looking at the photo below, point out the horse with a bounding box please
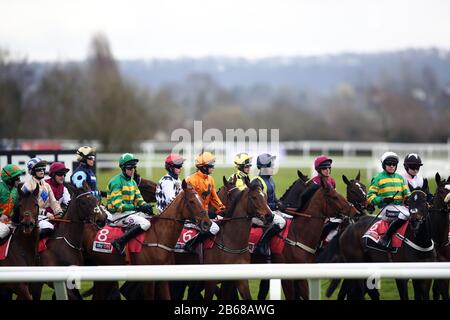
[338,189,435,300]
[430,173,450,300]
[30,181,104,300]
[252,170,310,300]
[277,176,358,300]
[0,184,39,300]
[201,176,273,300]
[135,176,157,203]
[109,179,211,300]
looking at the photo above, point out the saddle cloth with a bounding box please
[362,220,409,248]
[93,225,145,254]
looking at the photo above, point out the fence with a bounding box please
[1,262,450,300]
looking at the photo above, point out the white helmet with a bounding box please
[76,146,96,162]
[380,151,399,165]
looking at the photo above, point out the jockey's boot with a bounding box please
[184,231,213,253]
[111,225,144,256]
[39,228,54,240]
[256,224,282,256]
[378,218,407,249]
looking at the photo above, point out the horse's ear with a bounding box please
[355,170,361,181]
[298,170,308,181]
[32,184,40,197]
[244,176,251,188]
[320,176,326,189]
[435,172,441,186]
[447,176,450,183]
[342,175,350,185]
[223,176,228,187]
[82,180,91,192]
[423,178,428,190]
[182,179,187,190]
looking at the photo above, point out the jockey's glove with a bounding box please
[382,197,394,205]
[276,201,286,212]
[55,212,64,218]
[140,204,153,215]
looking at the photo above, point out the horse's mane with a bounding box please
[296,183,321,212]
[159,189,184,216]
[280,178,305,202]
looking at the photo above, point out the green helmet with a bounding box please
[1,164,25,183]
[119,153,139,168]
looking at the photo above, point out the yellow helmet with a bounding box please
[195,152,216,167]
[234,153,252,169]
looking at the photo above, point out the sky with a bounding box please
[1,0,450,62]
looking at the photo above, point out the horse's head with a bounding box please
[433,172,450,213]
[343,171,371,213]
[245,178,273,224]
[137,177,157,203]
[406,190,429,231]
[320,176,358,218]
[181,179,212,232]
[280,170,309,208]
[69,181,105,226]
[16,183,39,234]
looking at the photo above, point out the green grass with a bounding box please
[38,166,437,300]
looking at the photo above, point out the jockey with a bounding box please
[0,164,25,241]
[21,158,64,239]
[183,151,225,252]
[402,153,433,204]
[309,155,336,188]
[108,153,154,255]
[309,155,340,245]
[228,152,253,191]
[252,153,288,256]
[45,162,71,213]
[156,153,185,213]
[368,151,411,249]
[71,146,100,199]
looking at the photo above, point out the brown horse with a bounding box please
[252,170,310,300]
[31,181,104,300]
[338,189,435,300]
[277,176,358,300]
[430,173,450,300]
[114,180,211,300]
[135,176,157,203]
[0,184,39,300]
[202,176,273,300]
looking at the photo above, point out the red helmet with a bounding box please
[49,162,70,177]
[165,154,185,170]
[314,155,332,170]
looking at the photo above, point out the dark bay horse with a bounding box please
[202,176,273,300]
[338,189,435,300]
[278,176,358,300]
[31,182,104,300]
[0,184,39,300]
[135,177,157,203]
[430,173,450,300]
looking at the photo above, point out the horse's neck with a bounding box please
[82,223,100,253]
[219,193,252,247]
[146,195,184,247]
[55,205,84,246]
[406,217,433,248]
[11,228,39,264]
[430,205,449,245]
[289,194,325,248]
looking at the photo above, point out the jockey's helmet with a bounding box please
[119,153,139,168]
[165,153,185,170]
[234,153,252,170]
[49,162,70,177]
[27,157,47,175]
[256,153,276,169]
[1,164,25,183]
[76,146,96,162]
[403,153,423,171]
[195,152,215,168]
[380,151,399,170]
[314,155,332,170]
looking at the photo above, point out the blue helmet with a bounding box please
[27,157,47,174]
[256,153,276,169]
